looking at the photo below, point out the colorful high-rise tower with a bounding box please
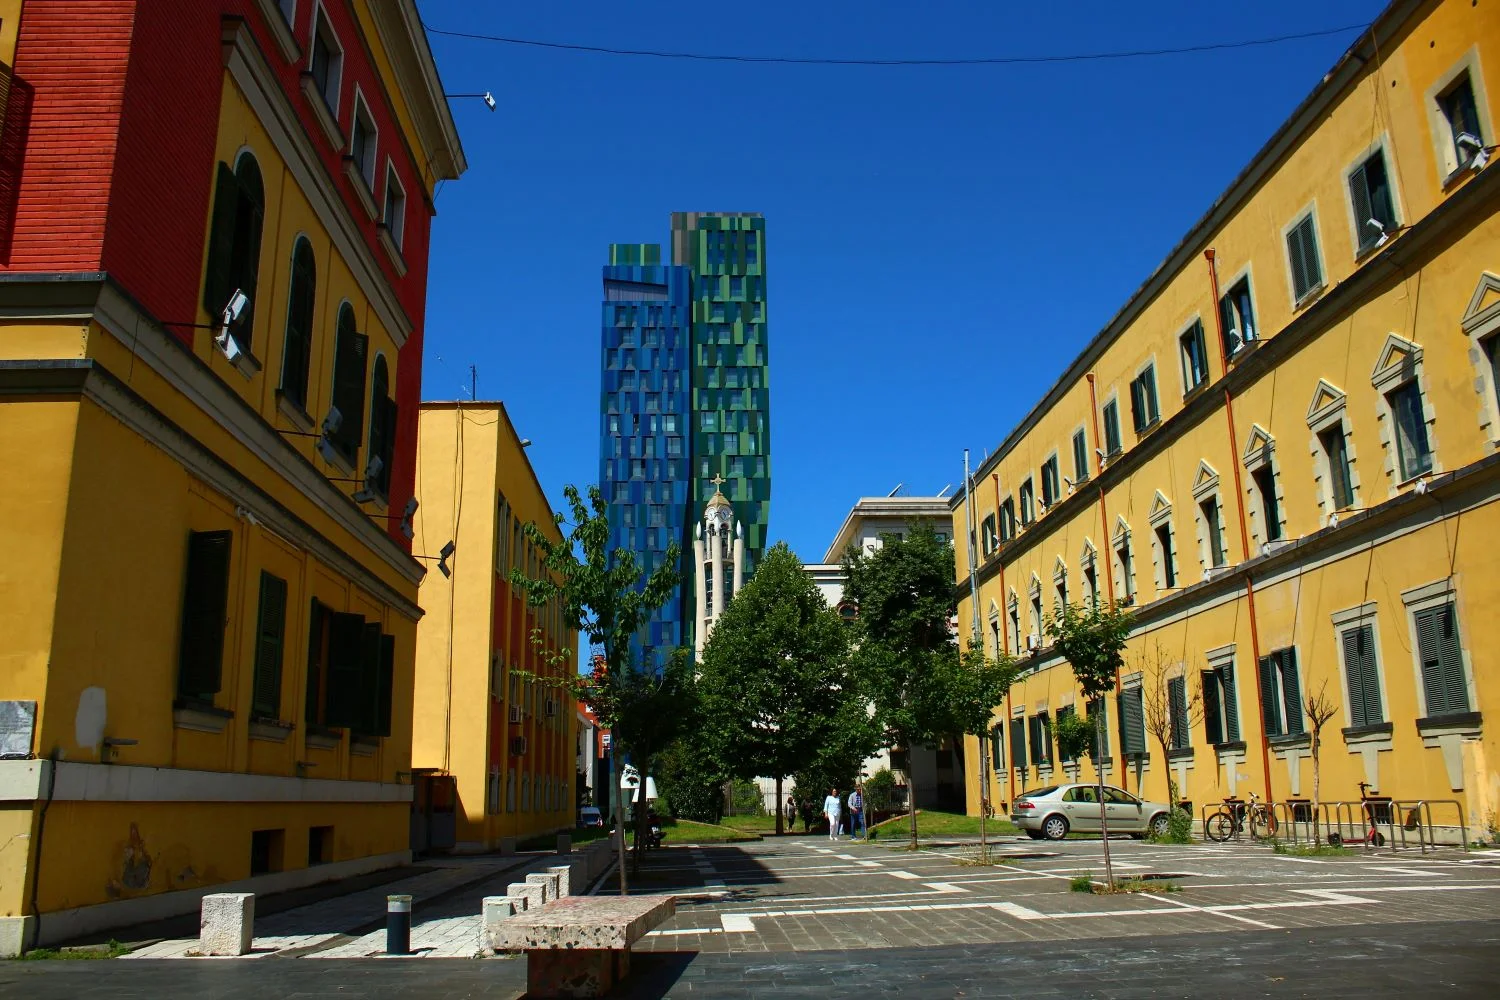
[599,214,770,662]
[599,243,693,669]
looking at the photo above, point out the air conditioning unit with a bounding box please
[508,705,522,725]
[510,736,528,757]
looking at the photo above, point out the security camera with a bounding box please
[483,91,497,111]
[1456,131,1484,152]
[320,406,343,437]
[363,455,384,482]
[404,497,419,519]
[220,289,249,328]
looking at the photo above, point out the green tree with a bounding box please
[1045,601,1134,886]
[511,483,685,893]
[698,542,876,835]
[949,642,1019,856]
[656,731,727,823]
[844,524,974,850]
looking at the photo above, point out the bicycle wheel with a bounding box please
[1205,810,1234,842]
[1249,807,1278,841]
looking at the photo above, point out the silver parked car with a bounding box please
[1011,784,1173,841]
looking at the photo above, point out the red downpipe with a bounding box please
[1205,248,1276,807]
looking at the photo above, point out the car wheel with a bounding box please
[1148,813,1171,839]
[1042,814,1069,841]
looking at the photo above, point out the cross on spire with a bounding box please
[709,474,726,490]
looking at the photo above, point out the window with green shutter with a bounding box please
[324,612,365,729]
[1087,697,1110,759]
[1202,665,1240,745]
[176,530,233,702]
[1029,713,1051,765]
[202,155,264,350]
[1414,602,1470,718]
[1286,213,1323,303]
[1340,624,1384,728]
[1259,648,1304,737]
[1168,676,1189,749]
[1009,718,1027,771]
[1102,400,1122,456]
[305,599,327,725]
[1056,705,1077,761]
[989,724,1003,770]
[280,238,317,409]
[1348,149,1397,253]
[1387,381,1433,480]
[1119,688,1146,756]
[251,572,288,719]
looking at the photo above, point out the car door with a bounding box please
[1060,786,1101,832]
[1103,787,1145,832]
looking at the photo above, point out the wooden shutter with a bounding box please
[305,599,327,724]
[1009,718,1026,770]
[1222,667,1241,742]
[1201,671,1223,744]
[1416,603,1469,717]
[1258,655,1281,736]
[1120,688,1145,755]
[1287,221,1310,299]
[1142,366,1157,423]
[251,572,288,718]
[324,612,365,728]
[176,530,233,700]
[202,163,239,317]
[355,622,381,734]
[1168,677,1188,749]
[1129,377,1143,432]
[990,725,1002,769]
[1299,219,1322,293]
[333,330,369,458]
[1280,649,1304,735]
[1348,162,1375,250]
[1342,626,1382,728]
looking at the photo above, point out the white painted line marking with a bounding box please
[889,871,921,880]
[836,854,859,860]
[922,882,969,894]
[856,860,881,867]
[1150,891,1280,930]
[720,914,756,933]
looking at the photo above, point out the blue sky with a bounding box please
[417,0,1385,563]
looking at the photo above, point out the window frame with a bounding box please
[307,2,344,115]
[1040,453,1060,509]
[1344,136,1402,258]
[1101,395,1123,458]
[1283,204,1326,308]
[1129,361,1160,435]
[1306,379,1359,524]
[1178,317,1210,395]
[1258,647,1305,739]
[1217,268,1258,360]
[1112,517,1135,604]
[1401,580,1476,721]
[1071,427,1090,485]
[1018,478,1035,526]
[1424,50,1493,184]
[1371,334,1438,491]
[278,235,317,415]
[1201,644,1241,747]
[1242,425,1285,547]
[381,159,407,252]
[347,86,378,191]
[1331,602,1387,731]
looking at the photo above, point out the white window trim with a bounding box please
[1204,643,1240,746]
[307,1,344,112]
[1370,333,1441,492]
[987,600,1001,657]
[1424,46,1493,186]
[1176,315,1208,397]
[256,0,301,62]
[1305,379,1361,526]
[1460,271,1500,446]
[1079,538,1100,609]
[1007,589,1021,652]
[1342,132,1405,262]
[1018,476,1036,526]
[1241,424,1287,551]
[1282,201,1327,310]
[1218,263,1258,360]
[381,159,407,251]
[1130,355,1162,437]
[1147,491,1176,592]
[1190,460,1228,574]
[1052,556,1068,614]
[1027,574,1043,648]
[1112,516,1135,602]
[1330,602,1389,730]
[1040,451,1061,512]
[347,85,379,188]
[1400,579,1477,721]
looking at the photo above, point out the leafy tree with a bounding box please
[1052,710,1095,763]
[863,768,896,812]
[844,523,974,850]
[698,543,876,834]
[657,735,726,823]
[511,483,685,893]
[1045,602,1134,886]
[949,642,1019,856]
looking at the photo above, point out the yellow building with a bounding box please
[412,403,578,851]
[954,0,1500,841]
[0,2,464,953]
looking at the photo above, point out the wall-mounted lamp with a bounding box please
[449,91,497,112]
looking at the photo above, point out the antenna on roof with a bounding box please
[936,484,953,498]
[887,483,904,497]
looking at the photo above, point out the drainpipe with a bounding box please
[27,750,59,951]
[991,472,1012,808]
[1205,248,1276,807]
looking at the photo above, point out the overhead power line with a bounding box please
[422,20,1369,67]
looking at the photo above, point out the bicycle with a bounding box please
[1204,791,1278,842]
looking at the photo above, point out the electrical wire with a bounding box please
[423,20,1370,67]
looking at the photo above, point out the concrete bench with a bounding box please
[484,893,675,998]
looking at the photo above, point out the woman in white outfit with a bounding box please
[823,787,842,840]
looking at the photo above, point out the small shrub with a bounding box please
[864,769,896,813]
[1115,878,1181,894]
[1070,873,1096,893]
[1148,808,1194,845]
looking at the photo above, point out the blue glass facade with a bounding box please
[599,244,692,670]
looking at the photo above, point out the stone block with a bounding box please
[508,881,545,911]
[528,947,627,998]
[479,896,518,953]
[556,832,572,854]
[527,871,561,903]
[199,892,255,957]
[485,894,675,953]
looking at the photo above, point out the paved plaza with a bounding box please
[4,833,1500,997]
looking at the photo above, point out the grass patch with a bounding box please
[1070,873,1096,893]
[1271,839,1351,857]
[20,941,129,961]
[717,813,784,834]
[662,820,761,844]
[867,810,1020,840]
[516,825,612,851]
[1070,874,1181,894]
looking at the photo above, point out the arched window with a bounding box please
[366,355,396,497]
[328,303,367,465]
[203,151,265,350]
[280,238,317,409]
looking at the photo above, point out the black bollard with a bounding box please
[386,894,412,955]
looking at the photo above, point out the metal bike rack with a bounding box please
[1391,799,1469,852]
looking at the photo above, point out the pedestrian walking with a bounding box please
[848,785,865,839]
[784,793,796,831]
[823,787,842,841]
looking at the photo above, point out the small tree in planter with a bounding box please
[1138,640,1204,832]
[1046,602,1134,887]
